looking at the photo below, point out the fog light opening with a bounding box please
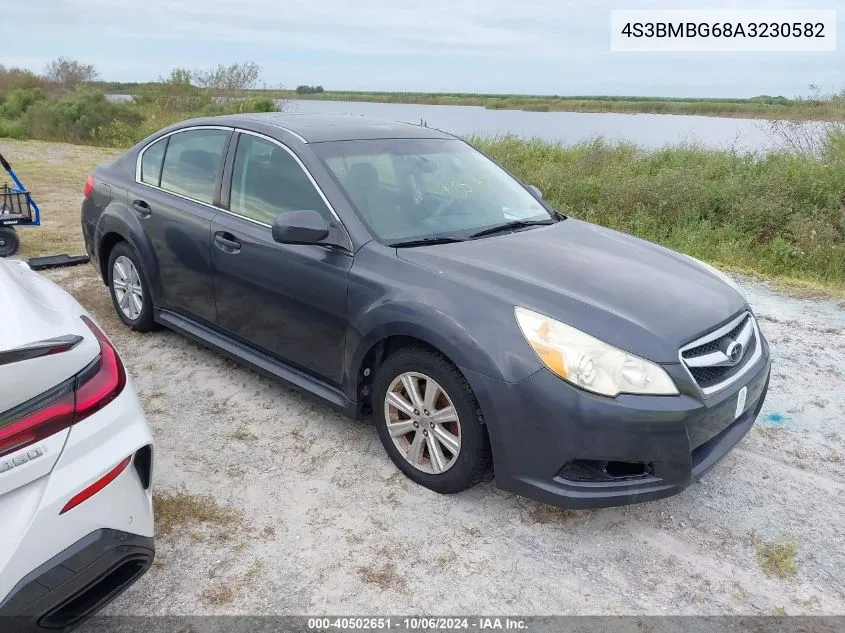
[604,460,650,478]
[558,459,652,482]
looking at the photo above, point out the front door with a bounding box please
[210,132,352,385]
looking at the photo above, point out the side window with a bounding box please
[229,134,331,225]
[159,129,229,205]
[140,137,167,186]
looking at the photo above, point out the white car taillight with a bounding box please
[0,316,126,459]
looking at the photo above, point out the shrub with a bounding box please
[194,62,261,101]
[0,119,25,139]
[229,96,278,113]
[94,119,144,148]
[0,88,45,118]
[200,96,279,117]
[44,57,99,94]
[23,91,142,144]
[472,130,845,289]
[295,85,325,94]
[0,66,47,93]
[134,80,211,113]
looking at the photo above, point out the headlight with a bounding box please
[514,307,678,397]
[687,255,744,297]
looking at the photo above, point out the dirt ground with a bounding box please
[2,139,844,616]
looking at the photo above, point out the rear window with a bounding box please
[159,129,229,205]
[140,137,167,186]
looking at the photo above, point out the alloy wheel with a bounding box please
[383,371,462,474]
[112,255,144,321]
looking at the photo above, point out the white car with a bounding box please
[0,258,154,628]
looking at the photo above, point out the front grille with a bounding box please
[680,312,759,395]
[684,314,750,359]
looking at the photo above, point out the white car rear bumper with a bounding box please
[0,379,154,625]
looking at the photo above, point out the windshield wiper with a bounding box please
[389,236,466,248]
[468,219,554,240]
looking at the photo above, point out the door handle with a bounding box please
[131,199,151,218]
[214,232,241,254]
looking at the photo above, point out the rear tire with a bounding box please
[107,242,155,332]
[0,227,19,258]
[373,346,492,494]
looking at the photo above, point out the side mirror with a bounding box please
[272,210,330,245]
[527,184,543,200]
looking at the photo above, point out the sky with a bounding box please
[2,0,843,98]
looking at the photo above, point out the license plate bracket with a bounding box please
[735,386,748,419]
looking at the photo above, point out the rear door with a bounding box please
[129,126,232,324]
[210,131,352,386]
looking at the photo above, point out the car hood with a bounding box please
[396,219,747,363]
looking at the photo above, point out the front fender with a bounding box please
[95,204,162,303]
[343,300,542,399]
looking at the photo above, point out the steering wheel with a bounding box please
[428,197,453,219]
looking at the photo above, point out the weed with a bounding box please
[153,489,240,538]
[523,502,576,525]
[356,562,407,591]
[230,426,258,441]
[437,551,458,569]
[244,559,263,580]
[201,584,235,606]
[754,537,799,578]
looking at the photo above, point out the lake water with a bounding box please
[283,99,780,151]
[109,94,809,151]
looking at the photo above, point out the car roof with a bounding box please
[218,113,456,143]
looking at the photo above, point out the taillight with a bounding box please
[0,387,75,459]
[60,456,131,514]
[0,316,126,459]
[83,175,95,198]
[77,316,126,420]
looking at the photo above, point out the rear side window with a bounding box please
[229,134,331,224]
[159,129,229,205]
[140,138,167,186]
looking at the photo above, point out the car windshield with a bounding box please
[312,138,553,243]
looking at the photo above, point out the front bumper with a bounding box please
[465,342,771,509]
[0,528,154,630]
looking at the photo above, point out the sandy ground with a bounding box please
[3,138,844,616]
[36,263,843,618]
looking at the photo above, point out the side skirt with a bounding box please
[154,308,356,417]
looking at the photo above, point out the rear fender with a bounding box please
[94,205,161,303]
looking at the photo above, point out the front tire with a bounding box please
[107,242,155,332]
[373,347,492,494]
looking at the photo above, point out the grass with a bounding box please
[522,502,577,525]
[473,132,845,295]
[201,584,235,606]
[754,537,799,578]
[356,561,407,591]
[153,488,241,538]
[229,426,258,441]
[2,129,844,295]
[0,139,118,259]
